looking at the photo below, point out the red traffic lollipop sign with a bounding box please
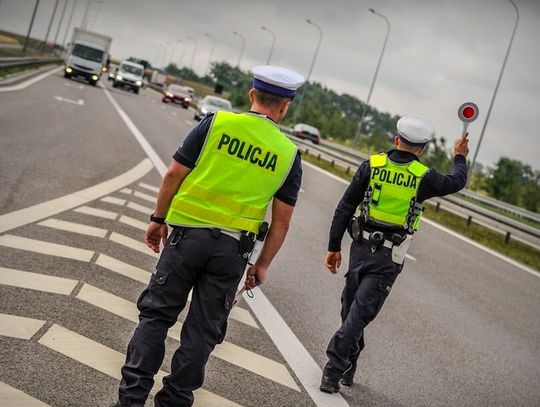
[458,102,479,136]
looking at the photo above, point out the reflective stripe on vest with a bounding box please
[166,111,297,233]
[366,153,429,230]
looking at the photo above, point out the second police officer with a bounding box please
[111,65,305,407]
[320,116,470,393]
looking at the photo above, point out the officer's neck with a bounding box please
[249,103,281,123]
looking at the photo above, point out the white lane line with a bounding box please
[95,254,150,284]
[300,188,305,193]
[172,111,178,117]
[0,267,78,295]
[0,313,46,340]
[0,66,62,92]
[127,201,154,215]
[119,215,147,231]
[102,90,318,399]
[303,160,538,278]
[100,196,126,205]
[38,324,241,406]
[74,205,118,220]
[422,218,539,278]
[109,232,158,258]
[95,253,257,328]
[54,96,84,106]
[161,105,166,110]
[119,188,132,194]
[38,218,108,238]
[406,254,416,261]
[0,235,94,262]
[139,182,160,193]
[248,290,349,406]
[0,159,152,234]
[0,381,51,407]
[78,284,297,391]
[133,190,155,203]
[64,82,84,89]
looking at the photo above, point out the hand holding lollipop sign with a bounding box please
[458,102,479,137]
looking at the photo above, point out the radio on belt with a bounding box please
[248,221,269,266]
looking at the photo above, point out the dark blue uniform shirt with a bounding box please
[173,112,302,206]
[328,149,468,251]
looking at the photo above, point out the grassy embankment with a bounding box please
[300,149,540,272]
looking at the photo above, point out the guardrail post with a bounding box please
[505,232,511,244]
[346,166,350,174]
[467,215,472,226]
[304,148,309,156]
[331,160,335,167]
[435,202,440,212]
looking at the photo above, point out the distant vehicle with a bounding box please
[63,28,112,86]
[162,84,192,108]
[194,95,233,121]
[293,123,321,144]
[112,60,144,94]
[107,63,118,81]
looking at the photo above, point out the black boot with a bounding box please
[340,371,354,387]
[320,376,340,393]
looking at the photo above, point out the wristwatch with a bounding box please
[150,214,166,224]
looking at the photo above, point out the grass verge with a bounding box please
[301,149,540,272]
[0,62,59,79]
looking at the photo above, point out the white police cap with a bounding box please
[251,65,305,98]
[396,116,435,146]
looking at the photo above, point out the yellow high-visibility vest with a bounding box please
[166,112,297,233]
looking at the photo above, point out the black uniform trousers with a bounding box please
[323,238,402,380]
[118,227,247,407]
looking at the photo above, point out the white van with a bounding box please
[112,60,145,94]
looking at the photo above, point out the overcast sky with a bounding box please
[2,0,539,170]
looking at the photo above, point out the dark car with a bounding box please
[162,84,192,108]
[293,123,321,144]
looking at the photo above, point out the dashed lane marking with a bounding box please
[38,324,243,407]
[74,206,117,220]
[95,253,149,284]
[0,235,94,262]
[133,190,156,203]
[109,232,158,258]
[0,381,51,407]
[54,96,84,106]
[0,267,78,295]
[172,111,178,116]
[118,215,147,231]
[126,201,154,215]
[0,313,46,340]
[138,182,160,193]
[0,159,152,234]
[38,218,108,238]
[100,196,126,205]
[119,188,132,194]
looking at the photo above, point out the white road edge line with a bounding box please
[103,89,347,406]
[0,66,62,92]
[0,160,152,234]
[302,160,539,278]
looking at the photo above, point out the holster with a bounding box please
[348,216,362,241]
[239,232,256,259]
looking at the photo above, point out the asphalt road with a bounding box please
[1,70,539,407]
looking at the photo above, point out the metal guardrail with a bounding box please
[287,133,540,249]
[0,57,62,69]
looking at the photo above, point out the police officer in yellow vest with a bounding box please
[113,65,304,407]
[320,116,470,393]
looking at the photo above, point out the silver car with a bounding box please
[194,95,232,121]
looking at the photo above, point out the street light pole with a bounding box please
[176,39,185,67]
[352,8,390,148]
[232,31,245,68]
[205,33,216,77]
[292,18,323,124]
[61,0,78,47]
[187,35,198,71]
[22,0,41,56]
[470,0,519,174]
[41,0,60,55]
[53,0,69,49]
[261,26,275,65]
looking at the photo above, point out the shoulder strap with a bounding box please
[407,160,429,177]
[370,153,387,168]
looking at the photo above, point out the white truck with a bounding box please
[112,60,145,94]
[64,28,112,86]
